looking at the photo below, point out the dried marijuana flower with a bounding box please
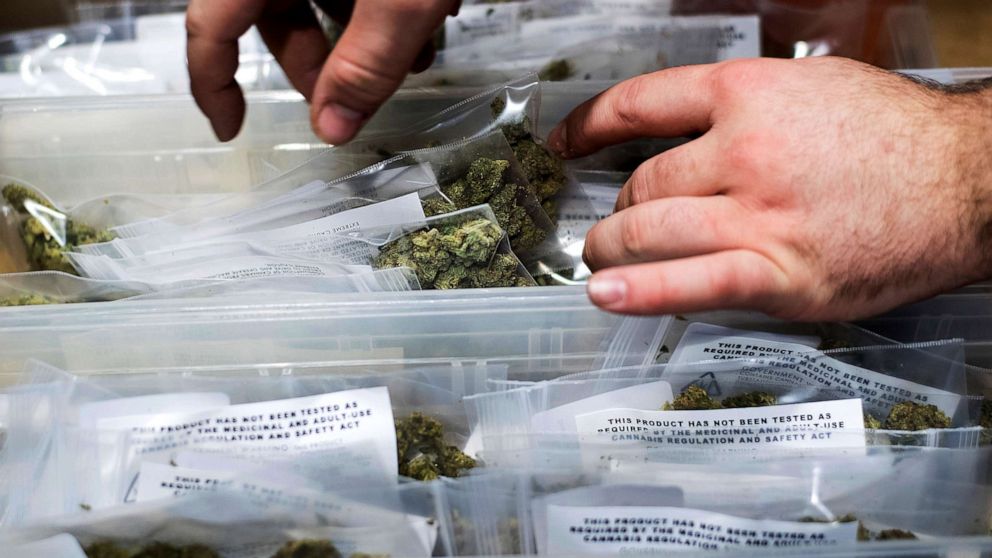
[720,392,777,409]
[538,59,575,82]
[663,385,721,411]
[3,183,113,273]
[272,540,342,558]
[420,196,458,217]
[85,541,219,558]
[0,294,54,307]
[863,413,883,430]
[441,158,547,251]
[663,387,777,411]
[874,529,918,541]
[372,216,534,289]
[395,412,477,480]
[882,401,952,431]
[491,98,566,211]
[85,541,131,558]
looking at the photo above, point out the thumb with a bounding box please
[310,0,455,144]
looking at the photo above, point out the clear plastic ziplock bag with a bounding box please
[508,447,992,555]
[397,130,573,277]
[0,487,439,558]
[466,347,983,458]
[123,268,421,300]
[82,184,431,263]
[107,163,445,253]
[1,180,115,274]
[66,242,373,286]
[2,360,504,525]
[110,150,386,240]
[0,271,152,307]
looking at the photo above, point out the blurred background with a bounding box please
[2,0,990,67]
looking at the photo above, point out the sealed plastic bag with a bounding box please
[467,344,982,459]
[1,181,114,273]
[67,242,373,286]
[2,487,438,558]
[109,163,445,252]
[3,361,503,525]
[0,271,151,307]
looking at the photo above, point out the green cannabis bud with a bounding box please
[721,392,777,409]
[883,401,952,431]
[85,541,219,558]
[85,541,130,558]
[395,412,476,480]
[490,98,567,213]
[538,59,575,82]
[441,158,547,251]
[0,294,54,307]
[421,196,458,218]
[373,216,534,289]
[663,385,721,411]
[863,413,883,430]
[3,183,114,273]
[875,529,918,540]
[272,540,341,558]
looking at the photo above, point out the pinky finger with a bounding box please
[586,250,790,316]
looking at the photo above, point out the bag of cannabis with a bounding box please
[67,242,374,286]
[467,342,982,460]
[104,163,446,255]
[2,360,503,525]
[0,271,153,307]
[1,487,440,558]
[110,150,386,240]
[1,181,115,274]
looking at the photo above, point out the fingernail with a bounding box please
[548,124,568,157]
[587,275,627,306]
[317,103,365,145]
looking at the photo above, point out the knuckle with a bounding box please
[611,78,647,130]
[712,59,766,98]
[619,212,648,259]
[626,171,654,206]
[326,54,399,104]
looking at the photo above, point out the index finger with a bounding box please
[548,64,720,159]
[186,0,268,141]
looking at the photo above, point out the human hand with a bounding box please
[186,0,458,143]
[549,57,992,320]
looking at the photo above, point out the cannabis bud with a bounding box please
[882,401,952,431]
[441,158,547,251]
[85,541,219,558]
[721,392,777,409]
[395,412,476,480]
[663,387,776,411]
[0,294,54,307]
[420,196,458,218]
[373,216,534,289]
[272,540,341,558]
[663,385,721,411]
[3,183,113,274]
[539,59,575,82]
[863,413,883,430]
[490,98,566,215]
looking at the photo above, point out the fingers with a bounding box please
[584,196,747,270]
[186,0,268,141]
[310,0,456,144]
[586,250,789,316]
[547,64,720,159]
[615,138,723,212]
[255,2,332,102]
